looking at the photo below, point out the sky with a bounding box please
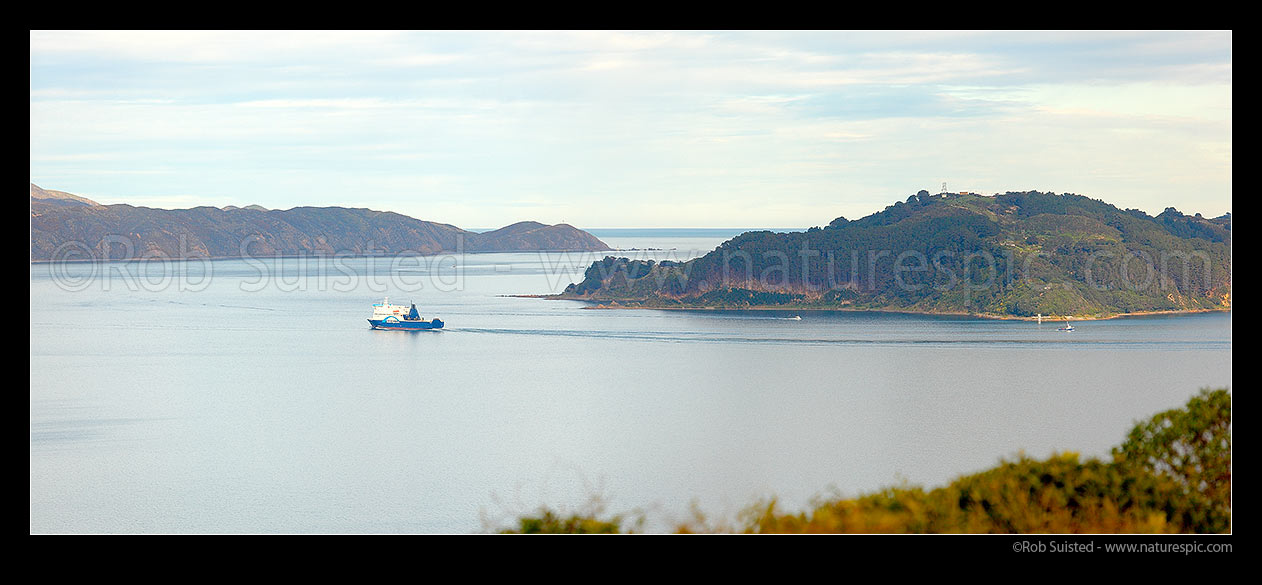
[30,30,1232,228]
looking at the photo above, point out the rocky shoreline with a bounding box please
[519,294,1231,321]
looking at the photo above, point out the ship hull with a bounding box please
[368,318,444,331]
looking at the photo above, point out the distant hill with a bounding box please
[555,190,1231,318]
[29,184,610,261]
[466,221,609,252]
[29,184,100,207]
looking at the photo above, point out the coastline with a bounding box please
[511,294,1231,322]
[29,247,614,265]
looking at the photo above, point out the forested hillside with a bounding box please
[557,191,1231,318]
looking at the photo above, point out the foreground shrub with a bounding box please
[504,389,1230,534]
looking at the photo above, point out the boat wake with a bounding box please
[447,327,1212,349]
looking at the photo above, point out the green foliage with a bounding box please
[1113,388,1231,532]
[502,508,627,534]
[560,191,1231,317]
[508,389,1231,534]
[728,388,1231,534]
[735,454,1180,534]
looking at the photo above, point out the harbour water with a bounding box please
[29,233,1232,533]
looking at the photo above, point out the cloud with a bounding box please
[30,30,1232,226]
[31,30,420,63]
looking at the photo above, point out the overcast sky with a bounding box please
[30,30,1232,228]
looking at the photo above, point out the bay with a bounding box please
[29,234,1232,533]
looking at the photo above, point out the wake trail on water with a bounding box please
[444,327,1212,349]
[160,299,277,311]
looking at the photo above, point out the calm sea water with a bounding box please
[30,234,1232,533]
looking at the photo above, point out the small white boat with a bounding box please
[1057,318,1074,332]
[789,315,802,321]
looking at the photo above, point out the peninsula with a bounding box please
[550,190,1231,319]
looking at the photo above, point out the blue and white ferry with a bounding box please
[368,298,444,331]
